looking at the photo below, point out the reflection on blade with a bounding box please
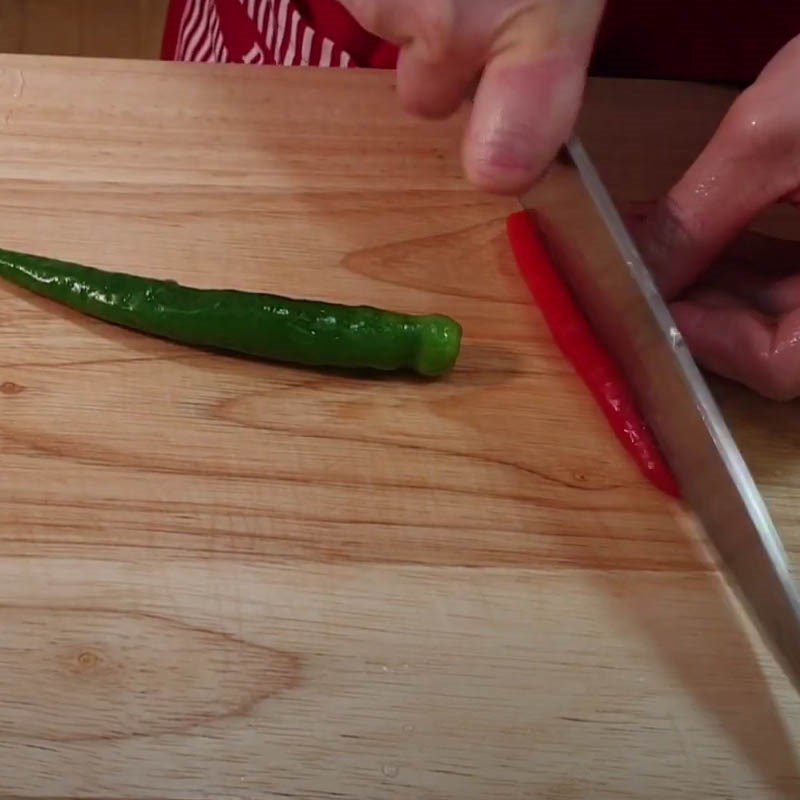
[520,135,800,691]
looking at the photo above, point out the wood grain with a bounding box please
[0,1,167,59]
[0,56,799,799]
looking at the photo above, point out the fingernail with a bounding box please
[465,58,582,194]
[469,126,541,192]
[465,99,551,193]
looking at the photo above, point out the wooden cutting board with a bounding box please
[1,55,799,799]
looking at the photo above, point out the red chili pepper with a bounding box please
[507,210,681,499]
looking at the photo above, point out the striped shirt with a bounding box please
[162,0,398,69]
[162,0,798,84]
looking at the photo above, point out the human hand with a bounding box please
[634,34,800,401]
[339,0,605,194]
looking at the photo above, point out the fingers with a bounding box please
[755,273,800,316]
[702,260,800,317]
[343,0,605,195]
[462,2,604,194]
[341,0,479,118]
[395,44,479,119]
[672,295,800,401]
[667,229,800,399]
[337,0,415,41]
[637,34,800,297]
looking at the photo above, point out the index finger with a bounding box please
[638,36,800,297]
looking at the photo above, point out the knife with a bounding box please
[520,135,800,691]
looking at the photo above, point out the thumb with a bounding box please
[637,35,800,298]
[462,1,604,194]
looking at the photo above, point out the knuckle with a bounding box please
[718,85,800,203]
[397,83,452,119]
[643,195,702,277]
[756,356,797,401]
[414,1,458,62]
[409,96,456,119]
[763,381,796,403]
[722,88,784,158]
[724,91,766,148]
[339,0,383,35]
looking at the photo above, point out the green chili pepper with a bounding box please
[0,248,462,377]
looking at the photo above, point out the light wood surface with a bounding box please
[0,0,167,59]
[0,55,799,799]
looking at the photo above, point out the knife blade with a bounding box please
[520,134,800,691]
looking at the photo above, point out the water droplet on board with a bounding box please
[382,764,399,778]
[402,724,415,734]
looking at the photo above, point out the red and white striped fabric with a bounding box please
[163,0,398,69]
[162,0,799,84]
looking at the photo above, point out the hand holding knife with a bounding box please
[514,136,800,692]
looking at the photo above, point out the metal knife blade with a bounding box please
[520,135,800,691]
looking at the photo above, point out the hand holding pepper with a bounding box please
[338,0,605,194]
[635,34,800,401]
